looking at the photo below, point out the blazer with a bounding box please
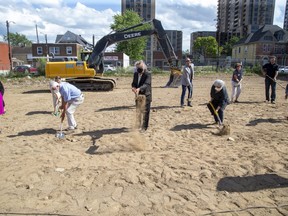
[132,71,152,102]
[181,64,194,86]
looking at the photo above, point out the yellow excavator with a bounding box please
[45,19,181,91]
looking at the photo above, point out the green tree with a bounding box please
[110,10,150,61]
[222,36,240,56]
[3,32,32,46]
[194,36,219,63]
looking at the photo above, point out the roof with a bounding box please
[12,46,32,54]
[55,31,92,47]
[235,25,288,45]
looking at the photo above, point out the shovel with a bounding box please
[209,102,230,135]
[266,74,286,89]
[209,102,222,126]
[55,122,65,139]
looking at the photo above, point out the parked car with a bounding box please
[278,66,288,74]
[13,65,38,74]
[104,65,116,72]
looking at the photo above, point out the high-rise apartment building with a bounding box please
[121,0,155,21]
[217,0,275,40]
[284,0,288,30]
[121,0,156,66]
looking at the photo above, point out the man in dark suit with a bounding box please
[132,60,152,131]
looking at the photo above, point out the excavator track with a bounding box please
[66,77,116,91]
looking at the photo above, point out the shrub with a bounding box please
[37,58,46,76]
[244,64,262,75]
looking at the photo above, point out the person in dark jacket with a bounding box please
[0,80,5,114]
[207,79,229,124]
[131,60,152,131]
[262,56,279,104]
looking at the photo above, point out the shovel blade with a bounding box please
[217,124,230,136]
[56,132,65,139]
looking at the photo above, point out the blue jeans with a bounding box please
[265,78,276,101]
[181,84,193,106]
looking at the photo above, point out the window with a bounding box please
[37,47,43,55]
[244,46,248,53]
[54,47,60,55]
[263,44,267,52]
[264,36,273,41]
[267,44,271,52]
[49,47,60,55]
[66,46,72,55]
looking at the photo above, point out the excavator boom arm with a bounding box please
[88,19,179,73]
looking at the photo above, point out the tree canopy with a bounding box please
[222,36,240,56]
[110,10,150,61]
[3,32,32,46]
[194,36,219,59]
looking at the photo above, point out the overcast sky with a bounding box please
[0,0,286,51]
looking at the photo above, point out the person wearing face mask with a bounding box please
[207,79,230,124]
[131,60,152,131]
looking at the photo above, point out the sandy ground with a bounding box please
[0,73,288,216]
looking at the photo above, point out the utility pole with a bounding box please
[45,34,48,57]
[217,31,220,72]
[35,24,39,43]
[216,18,221,72]
[6,20,12,71]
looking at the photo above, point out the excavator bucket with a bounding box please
[171,68,182,87]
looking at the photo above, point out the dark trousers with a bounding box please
[207,102,224,123]
[143,101,151,130]
[181,84,193,105]
[265,78,276,101]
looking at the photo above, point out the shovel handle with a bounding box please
[266,74,286,89]
[209,102,222,125]
[60,122,63,133]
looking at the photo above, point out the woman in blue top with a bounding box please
[231,63,243,103]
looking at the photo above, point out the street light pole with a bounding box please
[217,32,220,72]
[6,20,13,71]
[214,18,221,72]
[45,34,48,56]
[216,19,221,72]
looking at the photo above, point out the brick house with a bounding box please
[232,25,288,66]
[0,42,10,74]
[12,46,32,66]
[32,31,91,64]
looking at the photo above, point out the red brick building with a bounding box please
[0,42,10,73]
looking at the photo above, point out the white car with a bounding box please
[278,66,288,74]
[104,65,116,72]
